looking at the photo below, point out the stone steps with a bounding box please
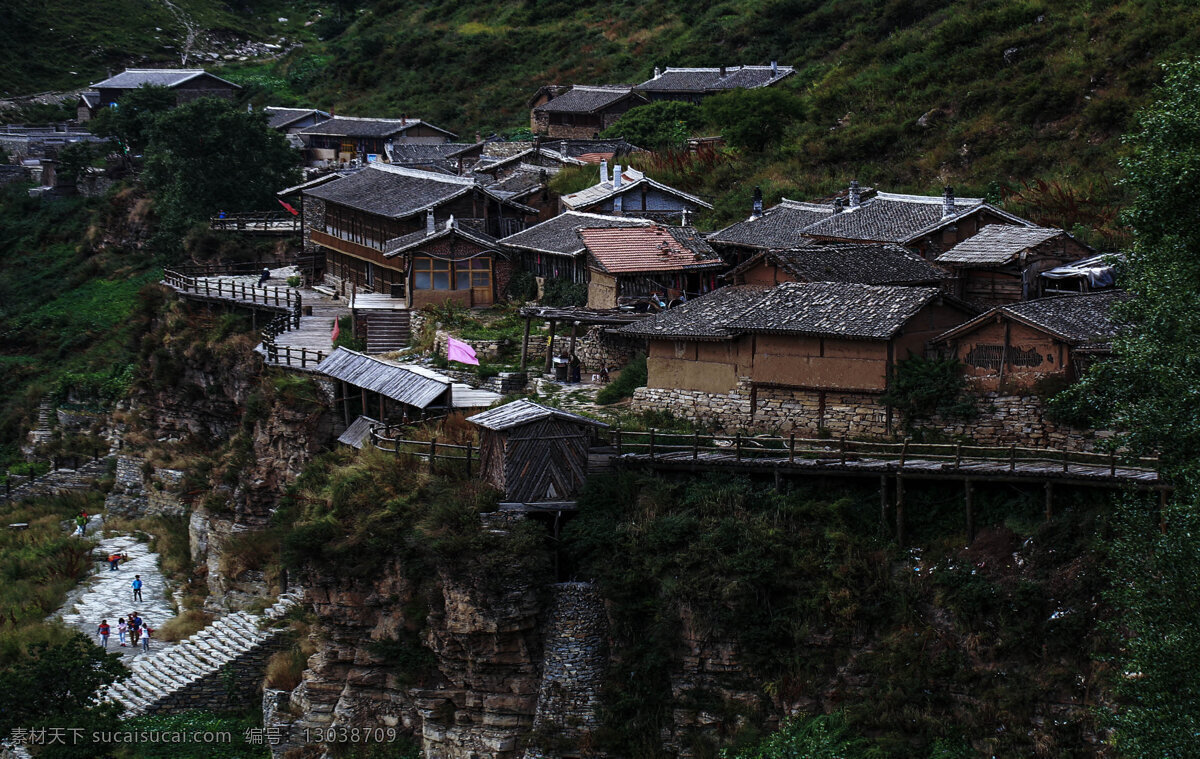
[102,589,303,717]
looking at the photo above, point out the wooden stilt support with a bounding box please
[340,381,351,427]
[568,320,578,358]
[1044,481,1053,521]
[895,475,905,546]
[520,316,531,370]
[879,474,888,538]
[544,320,557,375]
[965,479,975,546]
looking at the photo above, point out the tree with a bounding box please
[88,85,176,155]
[699,88,805,153]
[600,101,700,151]
[1061,60,1200,756]
[141,97,300,243]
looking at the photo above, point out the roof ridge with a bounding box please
[874,190,984,205]
[368,163,476,185]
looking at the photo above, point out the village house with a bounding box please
[500,211,653,284]
[726,241,950,288]
[580,223,724,309]
[295,116,458,165]
[76,91,101,122]
[934,291,1128,392]
[633,63,794,103]
[561,162,712,223]
[263,106,331,134]
[707,189,836,265]
[83,69,241,117]
[621,282,975,434]
[934,225,1094,306]
[530,85,647,138]
[301,164,537,303]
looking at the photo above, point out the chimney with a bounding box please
[771,60,778,76]
[654,66,661,78]
[682,208,691,226]
[834,197,844,213]
[849,179,860,208]
[475,131,482,143]
[613,164,622,189]
[600,159,609,184]
[720,65,727,77]
[752,186,763,219]
[401,114,407,126]
[426,209,435,235]
[942,186,955,217]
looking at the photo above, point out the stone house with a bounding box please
[302,164,536,302]
[934,225,1095,306]
[726,242,950,288]
[560,162,712,223]
[76,91,101,122]
[530,85,647,138]
[933,291,1128,392]
[621,282,975,435]
[88,69,241,113]
[633,63,794,104]
[707,191,836,265]
[295,116,458,165]
[581,224,724,309]
[500,211,653,284]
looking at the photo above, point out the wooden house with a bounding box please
[302,163,537,303]
[500,211,653,285]
[263,106,331,134]
[561,163,712,223]
[467,400,608,503]
[727,242,949,288]
[530,85,647,139]
[934,225,1095,306]
[708,195,836,265]
[295,116,458,165]
[580,224,724,308]
[633,64,794,104]
[933,291,1128,392]
[89,69,241,110]
[76,91,101,122]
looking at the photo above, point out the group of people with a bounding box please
[96,577,152,652]
[557,352,611,385]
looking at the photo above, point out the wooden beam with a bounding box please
[895,475,905,546]
[1044,481,1053,521]
[520,316,531,371]
[544,319,557,375]
[965,479,975,545]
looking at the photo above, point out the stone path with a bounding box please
[52,533,177,662]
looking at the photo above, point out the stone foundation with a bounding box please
[104,456,187,518]
[928,392,1114,451]
[525,326,644,374]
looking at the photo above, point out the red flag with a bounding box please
[278,199,299,216]
[331,318,340,343]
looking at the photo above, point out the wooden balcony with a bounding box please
[309,230,394,267]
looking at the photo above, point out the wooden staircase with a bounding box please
[363,310,412,353]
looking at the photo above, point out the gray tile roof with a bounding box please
[745,243,949,285]
[263,107,329,130]
[619,285,772,340]
[467,399,608,431]
[499,211,652,257]
[533,85,643,114]
[297,116,456,139]
[315,348,452,408]
[728,282,943,339]
[561,167,712,211]
[939,291,1130,347]
[800,191,989,244]
[634,65,794,93]
[388,143,473,172]
[383,219,499,258]
[92,68,239,89]
[935,225,1069,265]
[708,199,835,250]
[539,138,643,160]
[304,164,475,218]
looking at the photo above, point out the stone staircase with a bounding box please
[105,589,303,716]
[4,457,113,502]
[363,310,412,353]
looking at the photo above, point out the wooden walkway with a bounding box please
[209,213,300,235]
[265,289,348,370]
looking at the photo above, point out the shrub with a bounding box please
[154,609,214,642]
[506,270,538,302]
[595,354,647,405]
[881,355,976,429]
[541,279,587,307]
[600,101,700,150]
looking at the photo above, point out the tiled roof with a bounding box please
[486,165,555,201]
[387,143,472,172]
[383,219,499,258]
[581,224,723,275]
[935,225,1071,265]
[938,291,1130,347]
[741,242,949,285]
[728,282,943,339]
[499,211,653,257]
[634,65,794,93]
[263,106,329,130]
[533,85,643,114]
[561,167,712,211]
[799,191,983,243]
[708,199,835,249]
[91,68,239,89]
[79,91,100,108]
[303,164,476,218]
[315,348,451,409]
[618,285,772,340]
[538,138,643,161]
[467,399,608,431]
[296,116,457,139]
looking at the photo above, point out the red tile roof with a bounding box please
[581,225,724,275]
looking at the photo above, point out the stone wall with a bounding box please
[104,455,187,519]
[525,326,644,374]
[928,392,1114,451]
[143,636,286,715]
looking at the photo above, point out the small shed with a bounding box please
[467,400,608,502]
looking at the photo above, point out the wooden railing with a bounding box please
[167,255,322,279]
[210,211,300,233]
[163,269,301,311]
[368,424,475,475]
[610,429,1161,477]
[263,341,328,369]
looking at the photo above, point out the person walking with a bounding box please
[131,575,143,602]
[139,624,152,652]
[97,619,110,649]
[108,552,121,571]
[117,617,128,647]
[73,512,87,537]
[129,612,141,645]
[257,267,271,286]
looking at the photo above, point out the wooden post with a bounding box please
[429,438,437,467]
[965,479,975,545]
[895,475,905,546]
[693,431,699,460]
[839,436,846,465]
[1110,452,1117,478]
[520,316,531,371]
[544,320,557,375]
[1062,449,1069,473]
[465,443,472,477]
[735,432,742,461]
[341,381,351,427]
[899,438,909,468]
[954,442,962,469]
[1044,481,1053,521]
[649,428,656,459]
[879,474,888,537]
[789,432,795,464]
[1009,443,1017,471]
[568,320,578,358]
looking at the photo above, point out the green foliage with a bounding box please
[601,101,701,150]
[700,88,805,153]
[595,353,646,405]
[540,278,587,307]
[116,711,271,758]
[332,315,366,351]
[90,86,177,155]
[56,140,112,183]
[881,355,976,428]
[721,713,880,759]
[505,269,538,302]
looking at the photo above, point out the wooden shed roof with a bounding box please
[467,399,608,431]
[935,225,1079,265]
[316,348,452,408]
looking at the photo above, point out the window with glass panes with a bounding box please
[457,257,491,290]
[413,257,451,290]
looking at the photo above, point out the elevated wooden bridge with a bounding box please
[209,212,301,235]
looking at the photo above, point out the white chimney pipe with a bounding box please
[849,179,860,208]
[613,164,622,189]
[771,60,778,76]
[942,186,955,218]
[600,159,609,184]
[654,66,661,78]
[426,209,435,235]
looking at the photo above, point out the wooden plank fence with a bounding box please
[368,424,474,476]
[209,212,300,234]
[163,269,301,311]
